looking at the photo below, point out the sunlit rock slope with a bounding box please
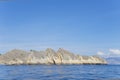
[0,48,107,65]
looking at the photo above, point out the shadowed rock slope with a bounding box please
[0,48,107,65]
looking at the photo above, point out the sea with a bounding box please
[0,65,120,80]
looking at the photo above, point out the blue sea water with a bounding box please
[0,65,120,80]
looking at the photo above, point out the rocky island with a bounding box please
[0,48,107,65]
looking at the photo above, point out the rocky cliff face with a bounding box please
[0,48,107,65]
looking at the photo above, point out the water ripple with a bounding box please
[0,65,120,80]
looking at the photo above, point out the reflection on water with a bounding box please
[0,65,120,80]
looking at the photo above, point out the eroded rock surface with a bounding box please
[0,48,107,65]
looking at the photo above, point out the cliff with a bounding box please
[0,48,107,65]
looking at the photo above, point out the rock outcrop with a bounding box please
[0,48,107,65]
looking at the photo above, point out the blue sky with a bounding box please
[0,0,120,55]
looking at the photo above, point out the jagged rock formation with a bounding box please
[0,48,107,65]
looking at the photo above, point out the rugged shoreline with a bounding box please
[0,48,107,65]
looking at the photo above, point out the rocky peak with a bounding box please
[45,48,56,57]
[46,48,56,53]
[57,48,77,60]
[57,48,68,53]
[9,49,23,53]
[5,49,27,55]
[57,48,74,55]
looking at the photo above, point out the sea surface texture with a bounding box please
[0,65,120,80]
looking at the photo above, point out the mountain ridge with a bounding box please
[0,48,107,65]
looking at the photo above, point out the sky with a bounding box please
[0,0,120,56]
